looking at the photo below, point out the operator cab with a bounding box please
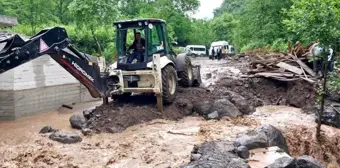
[114,18,173,71]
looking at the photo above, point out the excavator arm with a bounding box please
[0,27,108,98]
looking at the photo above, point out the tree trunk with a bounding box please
[90,27,103,56]
[316,54,329,139]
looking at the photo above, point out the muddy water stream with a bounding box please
[0,101,102,145]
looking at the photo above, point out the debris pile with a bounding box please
[243,42,318,83]
[214,77,316,109]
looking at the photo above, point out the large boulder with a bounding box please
[234,124,289,154]
[193,100,212,115]
[224,91,254,115]
[176,98,194,115]
[316,107,340,128]
[49,132,82,144]
[267,156,295,168]
[233,129,268,150]
[211,98,241,118]
[69,114,86,129]
[180,140,250,168]
[295,155,324,168]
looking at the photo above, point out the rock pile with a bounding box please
[69,87,255,134]
[180,124,325,168]
[39,126,83,144]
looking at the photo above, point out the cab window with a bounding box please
[147,23,165,56]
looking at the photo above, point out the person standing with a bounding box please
[211,47,215,59]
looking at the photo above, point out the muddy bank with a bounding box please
[84,87,217,133]
[284,125,340,166]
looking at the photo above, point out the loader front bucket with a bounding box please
[192,65,202,86]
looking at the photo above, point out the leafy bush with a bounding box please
[271,38,288,52]
[173,47,185,54]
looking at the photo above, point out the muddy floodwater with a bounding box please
[1,57,339,167]
[0,104,311,168]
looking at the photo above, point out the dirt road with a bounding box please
[0,57,339,168]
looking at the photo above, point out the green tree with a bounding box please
[68,0,119,57]
[210,13,237,43]
[233,0,292,51]
[213,0,247,17]
[283,0,340,46]
[0,0,56,34]
[54,0,73,24]
[188,19,215,46]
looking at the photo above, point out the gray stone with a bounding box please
[255,124,289,154]
[317,107,340,128]
[190,154,202,161]
[234,130,268,150]
[81,128,92,136]
[49,132,82,144]
[267,156,295,168]
[176,98,194,115]
[295,155,324,168]
[330,92,340,102]
[193,100,212,115]
[206,73,212,79]
[69,114,86,129]
[180,140,240,168]
[236,146,249,159]
[234,124,289,154]
[230,96,254,115]
[224,90,254,115]
[212,98,241,118]
[83,109,94,120]
[207,111,219,120]
[106,127,120,133]
[228,158,250,168]
[39,126,56,134]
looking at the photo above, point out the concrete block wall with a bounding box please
[0,15,18,27]
[0,55,100,120]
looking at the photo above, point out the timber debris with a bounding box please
[242,42,318,83]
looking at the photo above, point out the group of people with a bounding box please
[211,46,226,60]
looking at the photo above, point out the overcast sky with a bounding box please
[192,0,224,19]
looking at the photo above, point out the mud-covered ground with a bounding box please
[0,56,339,168]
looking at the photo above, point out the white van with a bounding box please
[185,45,206,56]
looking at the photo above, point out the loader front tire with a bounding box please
[178,56,194,87]
[162,65,177,104]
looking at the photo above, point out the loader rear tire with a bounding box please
[178,56,194,87]
[162,65,177,104]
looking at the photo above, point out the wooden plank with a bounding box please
[255,72,295,78]
[289,53,316,76]
[276,62,303,75]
